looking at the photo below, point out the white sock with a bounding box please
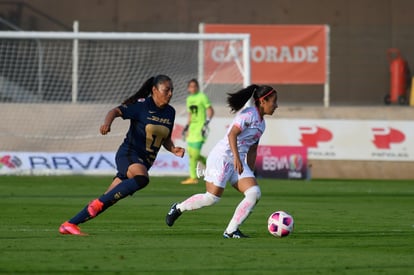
[177,192,220,212]
[225,185,261,233]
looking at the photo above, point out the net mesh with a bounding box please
[0,35,247,152]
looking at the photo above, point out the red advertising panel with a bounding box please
[203,24,328,84]
[255,146,308,180]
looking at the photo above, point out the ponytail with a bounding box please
[122,74,172,105]
[227,84,259,113]
[122,77,154,105]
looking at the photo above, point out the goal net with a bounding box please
[0,31,250,152]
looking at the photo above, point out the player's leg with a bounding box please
[166,182,222,226]
[104,177,122,194]
[181,146,199,184]
[60,163,149,234]
[69,176,122,224]
[223,174,261,238]
[167,153,229,226]
[198,154,207,166]
[181,141,203,184]
[197,141,207,165]
[86,163,149,217]
[59,176,122,235]
[179,182,223,211]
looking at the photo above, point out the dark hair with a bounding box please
[187,78,199,89]
[227,84,276,112]
[122,74,172,105]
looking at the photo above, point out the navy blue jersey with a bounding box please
[117,97,175,168]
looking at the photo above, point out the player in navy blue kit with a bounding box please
[59,75,185,235]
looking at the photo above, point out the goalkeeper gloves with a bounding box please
[202,119,210,138]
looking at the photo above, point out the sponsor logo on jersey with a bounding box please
[147,115,172,125]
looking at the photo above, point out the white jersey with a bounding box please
[205,107,265,187]
[213,106,265,158]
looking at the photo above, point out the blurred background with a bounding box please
[0,0,413,179]
[1,0,414,105]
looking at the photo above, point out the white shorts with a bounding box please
[204,153,255,189]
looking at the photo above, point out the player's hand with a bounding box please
[172,146,185,158]
[234,157,244,175]
[182,124,189,141]
[100,124,111,135]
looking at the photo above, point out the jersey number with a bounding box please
[145,124,170,153]
[189,105,198,115]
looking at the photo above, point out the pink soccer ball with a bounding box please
[267,211,294,237]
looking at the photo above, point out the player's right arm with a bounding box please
[228,125,243,175]
[247,143,258,171]
[100,107,122,135]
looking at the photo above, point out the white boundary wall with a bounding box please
[1,117,413,176]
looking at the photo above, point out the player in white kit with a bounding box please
[166,84,278,238]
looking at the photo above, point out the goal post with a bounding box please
[0,30,251,153]
[0,30,250,104]
[198,23,251,90]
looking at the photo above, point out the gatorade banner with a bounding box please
[255,146,308,180]
[203,24,328,84]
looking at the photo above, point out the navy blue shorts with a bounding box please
[115,146,151,180]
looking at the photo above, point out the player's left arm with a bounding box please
[204,94,214,123]
[247,143,258,171]
[201,106,214,138]
[163,136,185,158]
[206,106,214,120]
[202,95,214,137]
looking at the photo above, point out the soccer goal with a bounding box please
[0,28,250,153]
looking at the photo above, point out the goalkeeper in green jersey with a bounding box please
[181,79,214,184]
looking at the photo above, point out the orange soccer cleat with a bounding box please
[87,199,104,217]
[59,221,87,236]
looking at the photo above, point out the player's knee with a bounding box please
[206,192,220,206]
[133,175,149,191]
[244,185,261,201]
[189,148,199,160]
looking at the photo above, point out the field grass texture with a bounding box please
[1,176,413,274]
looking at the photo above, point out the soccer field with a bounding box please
[1,176,413,274]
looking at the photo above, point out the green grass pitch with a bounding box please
[0,176,413,274]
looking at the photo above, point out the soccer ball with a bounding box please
[267,211,294,237]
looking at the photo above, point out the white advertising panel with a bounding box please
[0,152,188,176]
[259,119,414,161]
[1,118,412,175]
[173,118,414,162]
